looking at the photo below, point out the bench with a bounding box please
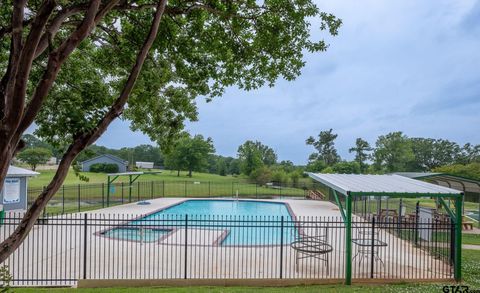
[463,216,474,230]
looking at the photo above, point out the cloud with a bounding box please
[97,0,480,164]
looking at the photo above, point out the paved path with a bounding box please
[463,244,480,250]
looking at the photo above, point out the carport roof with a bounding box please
[394,172,480,194]
[307,173,462,197]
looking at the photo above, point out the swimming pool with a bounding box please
[103,200,298,245]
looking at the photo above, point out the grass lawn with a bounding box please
[463,233,480,245]
[11,249,480,293]
[26,168,313,214]
[28,169,249,189]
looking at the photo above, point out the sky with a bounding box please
[95,0,480,165]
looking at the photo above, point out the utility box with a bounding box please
[1,165,39,212]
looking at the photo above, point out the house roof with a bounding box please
[394,172,480,194]
[80,154,127,165]
[307,173,462,197]
[7,165,39,177]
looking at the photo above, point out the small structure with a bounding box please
[80,154,128,172]
[307,173,463,284]
[106,171,162,205]
[395,172,480,227]
[135,161,154,169]
[1,165,39,211]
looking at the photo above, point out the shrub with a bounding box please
[271,169,289,185]
[249,166,272,185]
[90,163,119,173]
[289,170,302,186]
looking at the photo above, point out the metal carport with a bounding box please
[307,173,464,284]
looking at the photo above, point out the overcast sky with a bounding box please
[96,0,480,165]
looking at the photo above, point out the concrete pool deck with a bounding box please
[2,198,453,286]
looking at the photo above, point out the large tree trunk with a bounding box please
[0,0,167,264]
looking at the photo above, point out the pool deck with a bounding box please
[3,198,453,286]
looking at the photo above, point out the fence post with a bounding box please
[162,180,165,197]
[256,184,258,198]
[184,214,188,279]
[83,213,88,279]
[121,182,124,203]
[62,185,65,214]
[370,217,375,279]
[279,216,284,279]
[345,195,352,285]
[151,181,154,199]
[208,181,211,197]
[78,184,81,212]
[42,186,47,216]
[232,182,234,197]
[185,181,187,197]
[102,183,105,208]
[415,201,419,245]
[137,181,140,202]
[397,199,402,235]
[454,196,462,281]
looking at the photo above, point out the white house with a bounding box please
[135,161,154,169]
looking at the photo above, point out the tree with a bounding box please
[164,134,215,177]
[277,160,296,173]
[16,147,52,171]
[306,129,340,166]
[373,132,415,172]
[249,166,272,185]
[331,161,361,174]
[434,163,480,181]
[0,0,341,262]
[228,159,241,175]
[455,143,480,165]
[410,138,459,171]
[237,140,277,175]
[348,138,372,173]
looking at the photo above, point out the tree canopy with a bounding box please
[16,147,52,171]
[348,137,372,172]
[306,128,340,167]
[164,134,215,177]
[237,140,277,175]
[0,0,341,263]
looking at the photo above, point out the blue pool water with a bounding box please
[105,200,297,245]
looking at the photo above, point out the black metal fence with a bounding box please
[27,181,321,214]
[1,212,454,286]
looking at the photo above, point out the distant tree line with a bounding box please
[17,131,480,182]
[305,129,480,180]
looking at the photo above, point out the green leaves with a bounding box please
[16,147,52,171]
[1,0,340,148]
[164,134,215,176]
[237,140,277,175]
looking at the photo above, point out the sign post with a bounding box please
[0,204,4,226]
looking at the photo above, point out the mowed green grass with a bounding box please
[11,249,480,293]
[27,169,312,214]
[29,168,246,189]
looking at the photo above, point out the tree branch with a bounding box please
[0,0,167,265]
[13,0,104,140]
[1,0,27,131]
[34,4,87,58]
[6,0,56,132]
